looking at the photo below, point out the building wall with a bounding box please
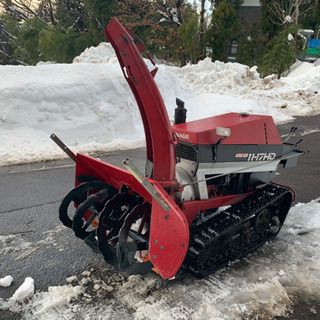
[238,1,261,25]
[238,7,261,24]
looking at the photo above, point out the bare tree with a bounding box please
[0,0,54,24]
[267,0,318,25]
[199,0,206,53]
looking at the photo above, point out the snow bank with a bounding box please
[0,43,319,166]
[0,63,144,165]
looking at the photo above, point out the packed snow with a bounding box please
[0,276,13,288]
[0,43,320,319]
[0,43,320,166]
[9,277,34,304]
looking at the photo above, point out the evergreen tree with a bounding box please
[0,12,20,64]
[206,1,239,62]
[237,21,265,67]
[14,18,47,64]
[37,0,116,63]
[38,28,76,62]
[0,0,119,64]
[178,12,201,63]
[0,8,48,65]
[84,0,119,40]
[259,26,297,78]
[54,0,86,31]
[259,0,281,39]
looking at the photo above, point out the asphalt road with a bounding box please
[273,114,320,204]
[0,114,319,318]
[0,147,146,298]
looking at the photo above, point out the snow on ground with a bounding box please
[0,43,320,166]
[0,43,320,319]
[287,60,315,78]
[1,200,319,319]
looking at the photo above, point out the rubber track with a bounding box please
[183,184,293,277]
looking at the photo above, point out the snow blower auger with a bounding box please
[51,18,305,279]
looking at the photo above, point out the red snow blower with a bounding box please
[51,18,304,279]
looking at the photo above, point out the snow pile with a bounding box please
[176,58,261,95]
[1,281,83,319]
[286,198,320,237]
[0,43,320,166]
[175,57,320,121]
[24,285,83,318]
[73,42,117,64]
[284,64,320,94]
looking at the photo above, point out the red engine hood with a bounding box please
[171,112,282,145]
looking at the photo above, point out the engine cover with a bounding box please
[172,113,289,200]
[171,112,282,145]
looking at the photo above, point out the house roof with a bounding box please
[242,0,260,6]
